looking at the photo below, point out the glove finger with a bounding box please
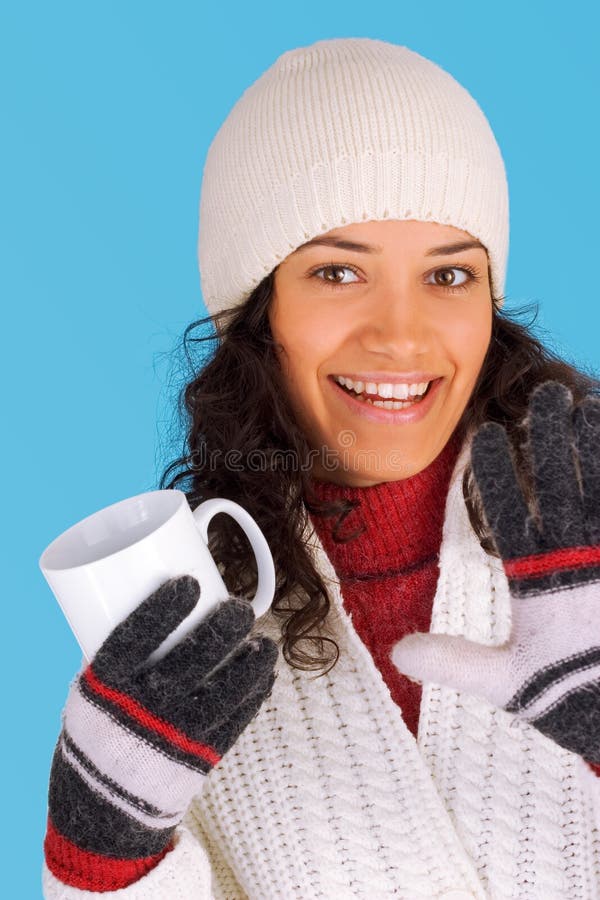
[573,395,600,544]
[391,632,511,708]
[202,658,277,756]
[528,381,586,548]
[92,575,200,683]
[471,421,539,559]
[174,635,278,740]
[141,596,256,699]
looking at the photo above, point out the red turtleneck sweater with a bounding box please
[307,431,462,738]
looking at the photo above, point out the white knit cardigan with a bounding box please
[44,435,600,899]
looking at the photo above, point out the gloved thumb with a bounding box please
[391,632,511,708]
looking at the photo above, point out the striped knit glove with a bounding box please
[44,575,278,892]
[392,381,600,764]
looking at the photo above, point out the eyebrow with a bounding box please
[292,235,487,256]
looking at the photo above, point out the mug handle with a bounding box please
[192,499,275,618]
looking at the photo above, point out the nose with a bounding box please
[358,289,432,359]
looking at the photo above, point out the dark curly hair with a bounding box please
[158,272,600,675]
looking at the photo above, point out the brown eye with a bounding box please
[436,269,458,286]
[427,267,471,289]
[324,266,347,283]
[310,264,360,286]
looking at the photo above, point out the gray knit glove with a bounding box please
[392,381,600,764]
[44,575,278,892]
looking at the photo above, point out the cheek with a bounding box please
[444,304,492,376]
[270,304,345,383]
[269,304,350,444]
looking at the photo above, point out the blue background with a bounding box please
[2,2,598,895]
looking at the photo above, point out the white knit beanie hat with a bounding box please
[198,37,509,316]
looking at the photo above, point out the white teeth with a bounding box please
[334,375,431,400]
[392,383,409,400]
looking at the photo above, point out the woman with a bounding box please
[43,38,600,898]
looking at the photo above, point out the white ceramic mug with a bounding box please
[39,490,276,665]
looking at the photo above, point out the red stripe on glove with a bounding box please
[504,545,600,580]
[83,667,221,766]
[44,816,173,891]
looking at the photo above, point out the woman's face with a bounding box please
[268,219,493,486]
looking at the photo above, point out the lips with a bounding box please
[329,375,444,424]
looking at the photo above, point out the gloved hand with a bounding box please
[392,380,600,763]
[44,575,278,892]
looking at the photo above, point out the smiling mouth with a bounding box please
[332,377,437,409]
